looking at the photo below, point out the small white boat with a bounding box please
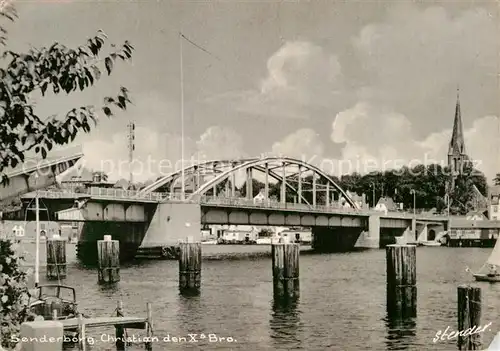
[415,228,443,247]
[420,241,442,247]
[471,237,500,283]
[201,240,218,245]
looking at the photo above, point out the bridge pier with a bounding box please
[311,227,363,252]
[138,202,201,259]
[355,215,381,249]
[77,221,146,265]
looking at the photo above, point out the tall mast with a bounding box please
[127,121,135,184]
[180,32,185,199]
[34,173,40,287]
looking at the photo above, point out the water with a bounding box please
[17,244,500,350]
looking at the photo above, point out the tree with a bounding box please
[0,5,134,347]
[0,240,36,348]
[0,4,134,184]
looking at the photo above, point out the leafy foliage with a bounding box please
[0,239,36,349]
[0,5,134,185]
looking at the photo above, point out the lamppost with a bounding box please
[444,193,450,216]
[410,189,416,217]
[370,182,375,208]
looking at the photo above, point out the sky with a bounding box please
[6,0,500,183]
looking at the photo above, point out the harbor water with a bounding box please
[18,244,500,350]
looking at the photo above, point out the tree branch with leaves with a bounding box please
[0,4,134,185]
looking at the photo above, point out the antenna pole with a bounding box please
[180,32,185,199]
[34,174,40,287]
[128,121,135,185]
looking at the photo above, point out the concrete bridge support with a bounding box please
[138,202,201,259]
[311,227,364,253]
[355,215,381,249]
[394,224,415,245]
[77,221,147,265]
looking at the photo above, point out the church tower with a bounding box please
[447,88,468,175]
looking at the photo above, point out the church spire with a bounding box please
[449,87,465,156]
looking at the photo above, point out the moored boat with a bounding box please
[421,241,442,247]
[471,236,500,282]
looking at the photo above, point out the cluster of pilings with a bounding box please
[175,238,299,302]
[50,239,486,349]
[46,235,121,284]
[386,245,484,351]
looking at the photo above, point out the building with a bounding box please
[59,166,115,191]
[253,189,267,204]
[219,225,259,244]
[0,220,61,241]
[489,186,500,220]
[374,197,397,214]
[446,89,487,212]
[279,227,312,244]
[465,211,487,221]
[345,191,368,209]
[447,90,469,176]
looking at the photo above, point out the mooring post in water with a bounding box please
[271,243,300,300]
[457,285,482,350]
[77,313,86,351]
[46,235,67,279]
[145,302,153,351]
[115,300,126,350]
[97,235,120,284]
[179,237,201,294]
[386,244,416,319]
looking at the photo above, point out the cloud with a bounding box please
[331,102,500,181]
[206,41,346,119]
[352,4,498,133]
[270,128,324,159]
[322,4,500,182]
[78,126,245,182]
[195,126,246,161]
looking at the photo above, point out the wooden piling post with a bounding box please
[46,236,67,279]
[97,235,120,284]
[145,302,153,351]
[115,300,126,350]
[77,313,86,351]
[179,237,201,294]
[271,243,300,300]
[386,244,417,319]
[457,285,482,350]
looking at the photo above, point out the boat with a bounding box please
[471,236,500,282]
[28,284,78,320]
[421,241,442,247]
[201,240,218,245]
[415,227,443,247]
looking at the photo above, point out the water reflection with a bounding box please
[176,293,203,334]
[384,313,417,350]
[269,297,302,349]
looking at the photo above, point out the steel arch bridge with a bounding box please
[138,157,359,209]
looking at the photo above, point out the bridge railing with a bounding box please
[89,187,169,201]
[195,195,371,215]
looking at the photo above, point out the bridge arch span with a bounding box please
[189,157,359,209]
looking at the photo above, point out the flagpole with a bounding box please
[34,174,40,287]
[180,32,185,200]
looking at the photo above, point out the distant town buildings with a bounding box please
[374,196,398,214]
[489,186,500,220]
